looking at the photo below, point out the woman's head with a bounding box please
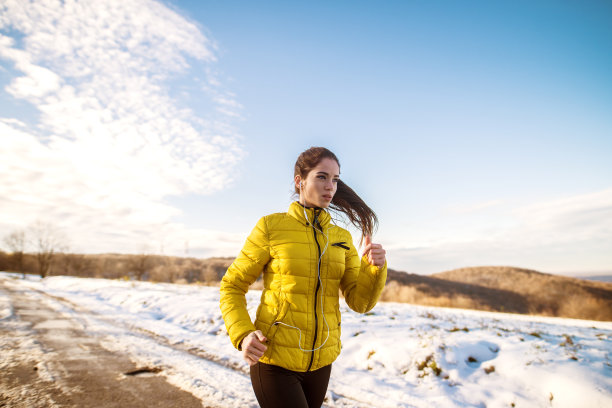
[294,147,340,208]
[293,147,378,240]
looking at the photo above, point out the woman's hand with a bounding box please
[363,235,386,267]
[241,330,267,366]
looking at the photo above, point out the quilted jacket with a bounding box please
[219,201,387,372]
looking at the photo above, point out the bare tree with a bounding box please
[58,253,92,277]
[128,247,152,281]
[3,229,27,278]
[29,221,68,278]
[70,254,92,276]
[95,257,112,279]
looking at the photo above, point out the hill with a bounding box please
[580,275,612,283]
[381,266,612,321]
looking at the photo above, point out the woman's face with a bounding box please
[296,157,340,208]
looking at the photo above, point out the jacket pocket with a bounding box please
[264,298,290,341]
[331,241,350,250]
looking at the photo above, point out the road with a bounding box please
[0,278,206,408]
[0,275,374,408]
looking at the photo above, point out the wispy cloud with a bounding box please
[511,188,612,244]
[444,199,504,215]
[0,0,245,254]
[388,188,612,274]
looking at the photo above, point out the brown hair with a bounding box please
[294,147,378,240]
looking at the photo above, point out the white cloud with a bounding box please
[0,0,245,255]
[387,189,612,274]
[511,188,612,244]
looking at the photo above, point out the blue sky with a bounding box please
[1,0,611,275]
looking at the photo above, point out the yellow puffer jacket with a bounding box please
[219,201,387,372]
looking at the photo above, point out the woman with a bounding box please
[220,147,387,408]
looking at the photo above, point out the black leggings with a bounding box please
[250,362,332,408]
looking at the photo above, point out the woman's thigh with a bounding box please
[302,364,332,408]
[250,363,331,408]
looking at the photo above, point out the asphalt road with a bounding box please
[0,279,206,408]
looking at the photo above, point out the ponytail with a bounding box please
[330,179,378,243]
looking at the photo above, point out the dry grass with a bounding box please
[0,251,233,285]
[380,281,483,310]
[381,269,530,314]
[382,266,612,321]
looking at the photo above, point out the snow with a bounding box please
[1,272,611,407]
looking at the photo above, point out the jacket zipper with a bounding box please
[307,209,322,371]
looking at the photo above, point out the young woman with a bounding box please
[219,147,387,408]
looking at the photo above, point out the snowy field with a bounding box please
[1,272,611,408]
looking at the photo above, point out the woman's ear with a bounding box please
[294,175,302,190]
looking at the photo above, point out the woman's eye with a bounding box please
[333,179,339,183]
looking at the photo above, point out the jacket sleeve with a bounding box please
[340,242,387,314]
[219,216,271,350]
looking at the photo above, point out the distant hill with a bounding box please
[382,266,612,321]
[579,275,612,283]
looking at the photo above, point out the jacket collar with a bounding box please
[288,201,331,228]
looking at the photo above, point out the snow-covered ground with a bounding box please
[1,272,611,408]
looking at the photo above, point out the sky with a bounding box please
[0,0,611,275]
